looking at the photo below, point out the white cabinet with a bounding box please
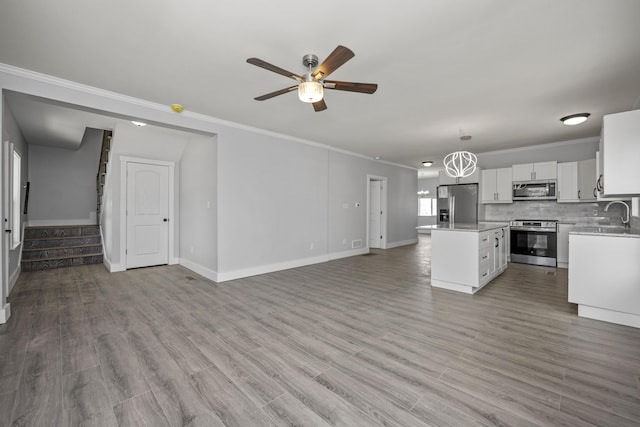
[601,109,640,196]
[595,151,629,201]
[557,159,596,202]
[512,161,557,181]
[557,162,578,202]
[557,224,573,267]
[438,168,480,185]
[569,233,640,328]
[431,225,508,294]
[481,168,512,204]
[578,159,597,201]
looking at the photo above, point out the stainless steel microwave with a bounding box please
[512,180,557,200]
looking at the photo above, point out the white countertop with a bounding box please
[570,226,640,238]
[421,222,509,233]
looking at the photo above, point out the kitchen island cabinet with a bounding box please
[431,223,509,294]
[568,227,640,328]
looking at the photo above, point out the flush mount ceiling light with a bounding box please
[131,121,147,127]
[444,131,477,178]
[560,113,590,126]
[422,160,434,167]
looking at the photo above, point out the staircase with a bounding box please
[96,130,112,224]
[21,225,103,271]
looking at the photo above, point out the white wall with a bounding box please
[179,134,218,276]
[102,123,188,270]
[27,127,103,225]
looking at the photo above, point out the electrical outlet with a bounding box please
[342,238,347,245]
[189,246,194,254]
[310,242,314,250]
[593,208,598,215]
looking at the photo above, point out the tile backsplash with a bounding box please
[482,200,632,226]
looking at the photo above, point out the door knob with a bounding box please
[163,218,168,222]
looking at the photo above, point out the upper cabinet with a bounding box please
[512,161,557,181]
[481,168,512,204]
[577,159,596,202]
[557,159,596,203]
[557,162,578,201]
[438,168,479,185]
[600,109,640,196]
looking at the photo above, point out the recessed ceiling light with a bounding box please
[422,160,434,167]
[131,121,147,127]
[560,113,590,126]
[374,156,381,160]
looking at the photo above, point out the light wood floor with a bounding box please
[1,236,639,426]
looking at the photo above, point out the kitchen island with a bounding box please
[427,222,510,294]
[568,226,640,328]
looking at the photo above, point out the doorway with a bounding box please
[124,159,174,269]
[367,175,387,249]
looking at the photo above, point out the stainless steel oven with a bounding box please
[509,220,557,267]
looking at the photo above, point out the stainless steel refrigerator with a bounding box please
[437,183,478,225]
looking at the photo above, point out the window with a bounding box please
[11,148,21,249]
[418,197,437,217]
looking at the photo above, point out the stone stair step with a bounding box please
[22,254,104,271]
[22,235,101,249]
[21,244,103,261]
[24,225,100,239]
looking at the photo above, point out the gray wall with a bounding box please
[217,127,329,274]
[27,127,102,225]
[2,97,29,288]
[179,135,218,273]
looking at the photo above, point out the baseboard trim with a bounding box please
[103,257,125,273]
[179,259,218,282]
[328,248,369,261]
[0,303,10,324]
[385,238,419,249]
[216,254,330,283]
[578,305,640,329]
[9,265,20,293]
[27,219,97,227]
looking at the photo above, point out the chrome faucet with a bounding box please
[604,200,630,227]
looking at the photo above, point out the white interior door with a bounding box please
[368,180,382,248]
[126,162,169,269]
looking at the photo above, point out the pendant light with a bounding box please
[444,131,477,178]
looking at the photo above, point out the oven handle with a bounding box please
[511,227,557,233]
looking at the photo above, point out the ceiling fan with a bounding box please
[247,45,378,112]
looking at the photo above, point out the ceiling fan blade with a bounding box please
[247,58,302,81]
[312,45,354,80]
[324,80,378,94]
[254,86,298,101]
[313,99,327,112]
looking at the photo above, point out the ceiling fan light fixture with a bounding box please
[298,81,324,103]
[560,113,590,125]
[422,160,434,167]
